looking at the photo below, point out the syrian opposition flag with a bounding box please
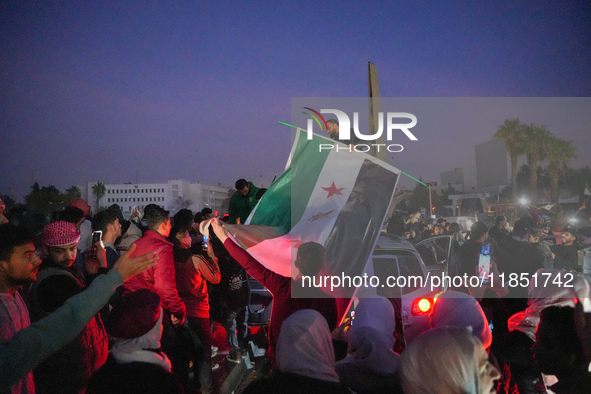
[585,182,591,196]
[225,128,400,297]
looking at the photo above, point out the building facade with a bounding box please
[440,166,477,193]
[81,180,232,217]
[475,139,527,194]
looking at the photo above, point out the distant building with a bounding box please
[81,180,232,217]
[439,139,523,213]
[440,166,477,193]
[475,139,526,194]
[440,139,577,209]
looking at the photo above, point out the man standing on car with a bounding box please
[228,179,260,224]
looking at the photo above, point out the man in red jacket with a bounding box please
[211,219,338,370]
[124,205,186,327]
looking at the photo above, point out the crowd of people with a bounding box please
[1,186,591,393]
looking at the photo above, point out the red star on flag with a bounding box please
[308,210,334,222]
[321,182,345,198]
[289,238,303,249]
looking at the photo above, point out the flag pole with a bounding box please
[368,62,386,161]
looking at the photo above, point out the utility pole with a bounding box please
[426,182,437,218]
[429,184,433,217]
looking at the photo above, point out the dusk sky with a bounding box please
[1,1,590,203]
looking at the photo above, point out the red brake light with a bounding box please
[418,298,431,312]
[412,297,434,315]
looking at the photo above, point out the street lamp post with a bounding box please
[429,184,433,217]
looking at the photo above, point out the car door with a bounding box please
[414,235,454,278]
[371,248,435,347]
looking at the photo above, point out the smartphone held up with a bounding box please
[477,243,492,285]
[89,230,104,259]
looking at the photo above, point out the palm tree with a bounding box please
[92,181,106,211]
[65,185,81,200]
[523,123,552,204]
[494,118,526,199]
[544,136,576,203]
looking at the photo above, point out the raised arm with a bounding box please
[0,246,157,387]
[211,219,284,290]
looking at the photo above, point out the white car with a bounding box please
[349,233,457,348]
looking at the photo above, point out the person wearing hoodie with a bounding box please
[242,309,350,394]
[429,291,493,350]
[400,326,501,394]
[532,305,591,394]
[86,289,184,394]
[335,297,402,393]
[492,268,591,394]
